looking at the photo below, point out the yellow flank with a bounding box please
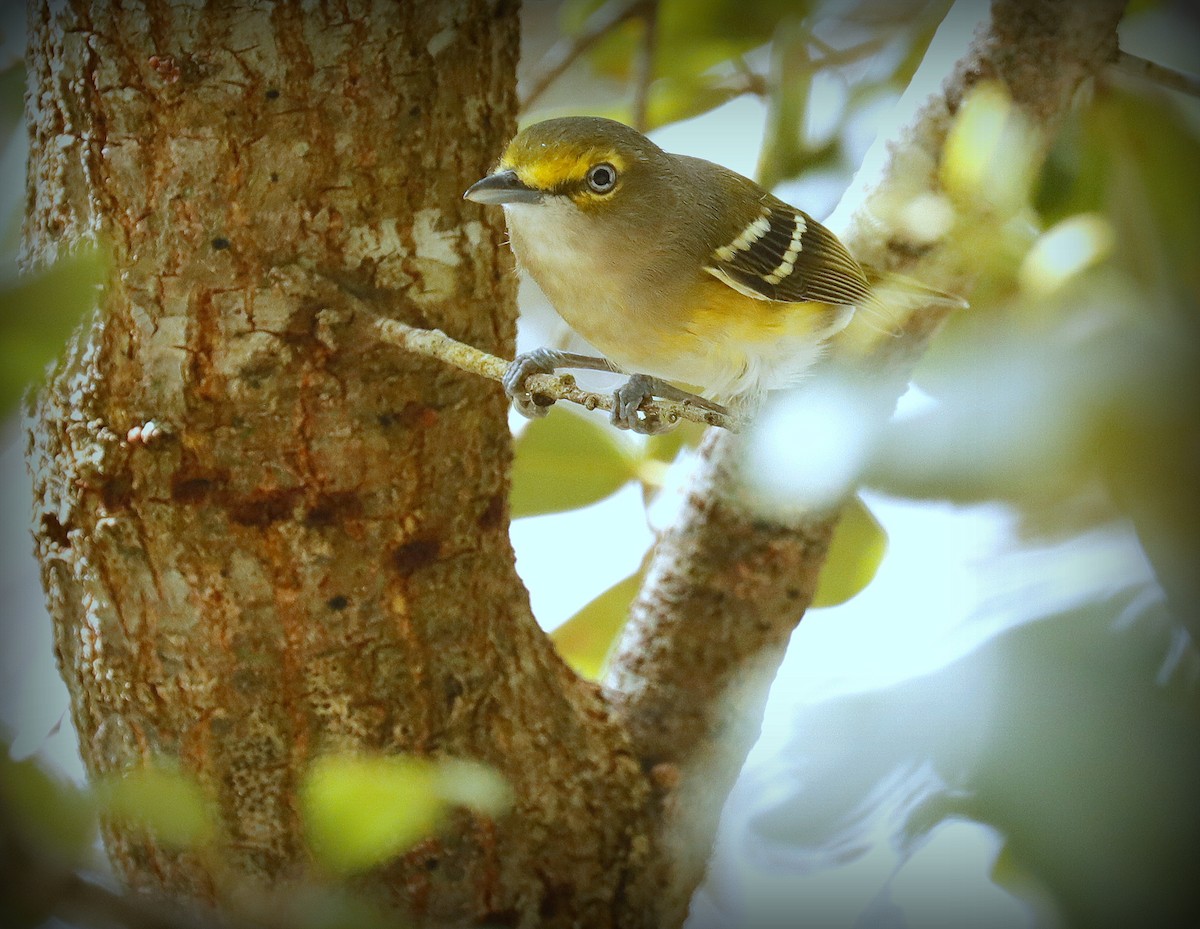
[638,276,845,398]
[686,276,827,347]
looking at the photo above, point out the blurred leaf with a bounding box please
[1094,89,1200,303]
[941,82,1041,218]
[302,754,509,875]
[811,494,887,608]
[959,589,1200,928]
[562,0,809,85]
[0,244,105,413]
[303,755,442,874]
[552,571,643,679]
[559,0,642,82]
[741,570,1200,928]
[829,0,949,27]
[1037,87,1200,302]
[1017,86,1200,628]
[510,409,636,518]
[0,64,23,145]
[660,0,813,49]
[94,761,214,849]
[0,750,95,864]
[640,73,748,131]
[642,416,707,466]
[1017,212,1115,298]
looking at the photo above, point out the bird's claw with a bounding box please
[612,374,676,435]
[504,348,562,420]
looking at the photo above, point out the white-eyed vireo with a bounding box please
[465,116,958,434]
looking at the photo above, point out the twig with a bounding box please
[521,0,652,112]
[375,319,741,432]
[730,56,769,97]
[630,0,659,132]
[807,33,891,69]
[1112,48,1200,98]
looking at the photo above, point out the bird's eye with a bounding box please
[587,163,618,193]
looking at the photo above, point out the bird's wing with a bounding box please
[703,200,874,307]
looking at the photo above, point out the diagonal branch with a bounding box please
[521,0,653,112]
[375,319,741,432]
[1112,48,1200,98]
[600,0,1129,921]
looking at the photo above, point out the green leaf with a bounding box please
[1037,87,1200,302]
[0,750,96,864]
[811,494,887,608]
[551,571,643,679]
[561,0,807,86]
[642,417,707,466]
[301,754,509,875]
[94,761,215,849]
[940,81,1041,217]
[303,755,443,874]
[0,244,105,413]
[0,64,23,140]
[510,409,637,518]
[641,74,746,132]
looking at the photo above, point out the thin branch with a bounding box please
[1112,48,1200,98]
[630,0,659,132]
[808,33,891,69]
[730,56,769,97]
[375,319,741,432]
[521,0,652,112]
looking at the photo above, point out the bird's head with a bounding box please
[464,116,673,218]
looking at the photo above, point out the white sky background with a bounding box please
[0,1,1194,927]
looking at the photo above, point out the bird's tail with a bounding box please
[837,268,968,353]
[862,267,968,312]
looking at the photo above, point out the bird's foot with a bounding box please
[612,373,676,435]
[503,348,567,420]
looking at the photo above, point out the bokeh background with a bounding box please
[4,0,1199,926]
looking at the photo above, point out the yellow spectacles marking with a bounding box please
[501,148,627,194]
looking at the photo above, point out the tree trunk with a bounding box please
[24,2,658,925]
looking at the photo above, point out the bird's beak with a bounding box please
[464,169,543,205]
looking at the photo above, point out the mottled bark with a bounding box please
[24,2,657,926]
[605,0,1128,921]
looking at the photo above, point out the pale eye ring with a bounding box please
[587,163,618,193]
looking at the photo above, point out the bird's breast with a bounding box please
[505,203,670,364]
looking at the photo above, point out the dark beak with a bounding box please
[463,169,543,205]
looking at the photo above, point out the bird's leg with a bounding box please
[503,348,620,419]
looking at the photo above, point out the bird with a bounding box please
[464,116,961,434]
